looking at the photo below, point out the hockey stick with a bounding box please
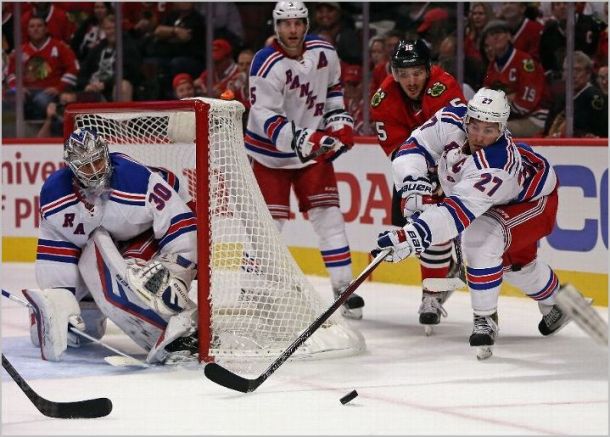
[2,354,112,418]
[204,247,392,393]
[1,289,148,368]
[422,235,467,292]
[555,284,608,347]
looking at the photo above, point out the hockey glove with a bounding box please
[398,175,441,219]
[323,109,355,149]
[292,127,344,163]
[372,226,426,263]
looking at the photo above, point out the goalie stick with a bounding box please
[2,354,112,418]
[204,247,392,393]
[1,289,148,368]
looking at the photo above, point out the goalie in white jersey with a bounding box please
[245,1,363,318]
[374,88,572,358]
[27,128,199,364]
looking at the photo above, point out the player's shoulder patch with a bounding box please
[250,45,283,77]
[522,58,535,73]
[591,94,605,111]
[110,153,152,194]
[427,81,447,97]
[371,89,387,108]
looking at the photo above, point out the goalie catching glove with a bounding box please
[126,256,196,317]
[292,127,345,163]
[372,224,428,263]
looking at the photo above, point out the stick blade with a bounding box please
[203,363,254,393]
[422,277,466,292]
[41,397,113,419]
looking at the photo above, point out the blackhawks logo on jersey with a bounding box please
[371,89,386,107]
[427,82,447,97]
[592,94,604,110]
[522,58,535,73]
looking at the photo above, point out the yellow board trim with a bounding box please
[4,239,607,306]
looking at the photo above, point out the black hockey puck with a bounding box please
[340,389,358,405]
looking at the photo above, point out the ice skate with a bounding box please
[538,303,570,336]
[469,312,498,360]
[418,289,450,335]
[164,331,199,364]
[334,287,364,320]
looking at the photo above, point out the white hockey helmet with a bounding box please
[64,128,112,190]
[465,87,511,133]
[273,1,309,36]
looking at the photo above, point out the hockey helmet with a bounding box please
[273,1,309,35]
[391,39,431,72]
[465,87,511,133]
[64,128,112,190]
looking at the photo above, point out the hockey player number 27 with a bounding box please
[149,183,172,210]
[473,172,503,196]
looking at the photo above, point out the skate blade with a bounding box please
[424,325,433,336]
[476,346,493,360]
[341,307,363,320]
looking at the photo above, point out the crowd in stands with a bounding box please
[2,1,608,138]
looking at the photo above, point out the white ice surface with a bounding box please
[1,263,608,435]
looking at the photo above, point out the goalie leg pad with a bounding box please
[23,288,85,361]
[79,228,167,351]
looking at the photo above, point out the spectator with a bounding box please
[143,2,206,98]
[545,52,608,138]
[596,65,608,97]
[499,2,543,61]
[236,48,254,74]
[416,7,454,61]
[311,2,361,64]
[77,15,141,102]
[194,38,240,98]
[21,2,75,44]
[227,48,254,109]
[37,91,76,137]
[122,2,169,47]
[465,3,493,62]
[195,2,245,51]
[70,2,113,61]
[370,29,403,97]
[369,36,386,69]
[172,73,195,99]
[6,16,79,119]
[482,20,547,137]
[341,63,364,135]
[2,2,15,53]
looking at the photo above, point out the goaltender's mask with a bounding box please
[64,128,112,190]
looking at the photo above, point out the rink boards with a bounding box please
[2,137,608,305]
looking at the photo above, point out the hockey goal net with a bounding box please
[64,97,364,371]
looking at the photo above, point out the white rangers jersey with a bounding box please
[392,103,557,246]
[36,153,197,292]
[246,35,345,169]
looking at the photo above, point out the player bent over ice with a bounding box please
[373,88,572,359]
[27,128,199,364]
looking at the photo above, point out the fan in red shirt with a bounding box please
[369,39,465,334]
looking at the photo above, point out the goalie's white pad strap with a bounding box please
[23,288,84,361]
[79,228,168,351]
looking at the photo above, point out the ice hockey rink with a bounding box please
[1,263,608,435]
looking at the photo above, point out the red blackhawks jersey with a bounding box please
[370,65,465,157]
[512,17,544,61]
[6,37,79,91]
[483,46,545,117]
